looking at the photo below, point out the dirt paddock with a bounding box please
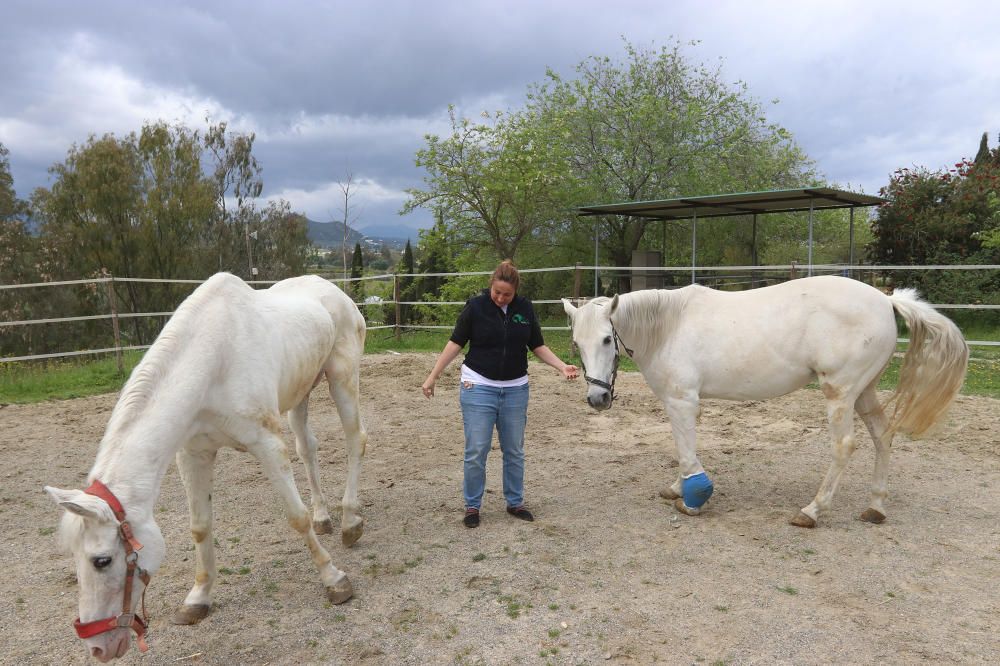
[2,352,998,665]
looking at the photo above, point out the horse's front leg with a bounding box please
[663,394,714,516]
[289,398,334,535]
[250,430,353,604]
[328,368,367,548]
[172,444,217,625]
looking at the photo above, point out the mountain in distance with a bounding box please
[306,219,366,248]
[306,219,421,251]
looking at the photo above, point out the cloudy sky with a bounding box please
[3,1,1000,236]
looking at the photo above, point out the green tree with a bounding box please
[868,139,1000,305]
[350,241,364,300]
[527,40,815,289]
[204,120,263,277]
[390,239,415,325]
[403,106,570,263]
[0,143,45,356]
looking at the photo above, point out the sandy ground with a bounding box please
[2,352,999,665]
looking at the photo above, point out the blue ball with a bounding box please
[682,472,714,509]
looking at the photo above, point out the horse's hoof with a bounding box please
[326,577,354,604]
[859,508,886,524]
[673,498,701,516]
[341,520,363,547]
[659,487,680,500]
[171,604,211,625]
[313,518,334,535]
[789,512,817,528]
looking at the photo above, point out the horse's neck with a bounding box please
[89,367,202,516]
[614,289,685,359]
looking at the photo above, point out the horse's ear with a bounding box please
[610,294,619,314]
[561,298,577,318]
[44,486,111,521]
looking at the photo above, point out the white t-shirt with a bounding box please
[460,364,528,388]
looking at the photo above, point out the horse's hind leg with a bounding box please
[289,398,334,534]
[856,383,892,523]
[172,444,217,625]
[794,392,858,528]
[327,357,367,548]
[252,430,353,604]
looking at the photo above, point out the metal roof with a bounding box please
[576,187,884,220]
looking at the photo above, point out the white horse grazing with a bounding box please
[44,273,368,661]
[563,276,968,528]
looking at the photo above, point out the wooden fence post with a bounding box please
[393,273,401,341]
[103,269,124,374]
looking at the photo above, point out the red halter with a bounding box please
[72,479,151,653]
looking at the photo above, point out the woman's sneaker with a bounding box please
[506,505,534,522]
[463,508,480,528]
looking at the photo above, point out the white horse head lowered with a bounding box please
[564,276,969,528]
[46,273,368,661]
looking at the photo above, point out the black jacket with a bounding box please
[450,289,545,381]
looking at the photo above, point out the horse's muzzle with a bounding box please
[587,389,613,411]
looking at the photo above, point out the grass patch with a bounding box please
[2,326,996,403]
[0,351,143,404]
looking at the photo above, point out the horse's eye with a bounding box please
[603,335,613,345]
[92,556,112,570]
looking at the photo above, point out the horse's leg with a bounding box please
[172,444,217,625]
[663,394,709,515]
[658,473,683,501]
[289,397,334,535]
[327,362,367,548]
[250,429,353,603]
[856,383,892,523]
[793,392,857,527]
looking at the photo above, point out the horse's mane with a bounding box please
[99,274,244,448]
[607,288,693,354]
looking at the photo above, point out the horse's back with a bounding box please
[677,276,898,400]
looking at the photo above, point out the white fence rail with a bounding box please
[2,264,998,364]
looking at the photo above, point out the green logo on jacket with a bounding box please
[511,314,528,325]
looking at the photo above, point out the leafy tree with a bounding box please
[0,143,45,356]
[869,135,1000,306]
[350,241,364,300]
[405,40,815,293]
[527,40,815,290]
[403,106,570,263]
[389,239,415,325]
[204,120,263,276]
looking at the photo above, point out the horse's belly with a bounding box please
[700,365,813,401]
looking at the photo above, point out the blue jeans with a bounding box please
[459,382,529,510]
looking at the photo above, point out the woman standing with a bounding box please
[422,261,579,528]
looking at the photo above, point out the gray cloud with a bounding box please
[4,0,1000,233]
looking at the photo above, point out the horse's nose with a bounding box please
[90,646,114,663]
[587,390,612,410]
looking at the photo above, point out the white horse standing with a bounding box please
[44,273,368,661]
[563,276,968,527]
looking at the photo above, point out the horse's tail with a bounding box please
[884,288,969,438]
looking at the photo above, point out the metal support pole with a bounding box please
[848,207,855,279]
[691,212,697,284]
[594,219,600,297]
[807,200,814,277]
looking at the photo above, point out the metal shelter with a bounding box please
[577,187,884,290]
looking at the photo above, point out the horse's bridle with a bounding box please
[73,479,151,653]
[582,323,634,403]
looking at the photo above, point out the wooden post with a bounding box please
[393,273,401,341]
[103,269,124,374]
